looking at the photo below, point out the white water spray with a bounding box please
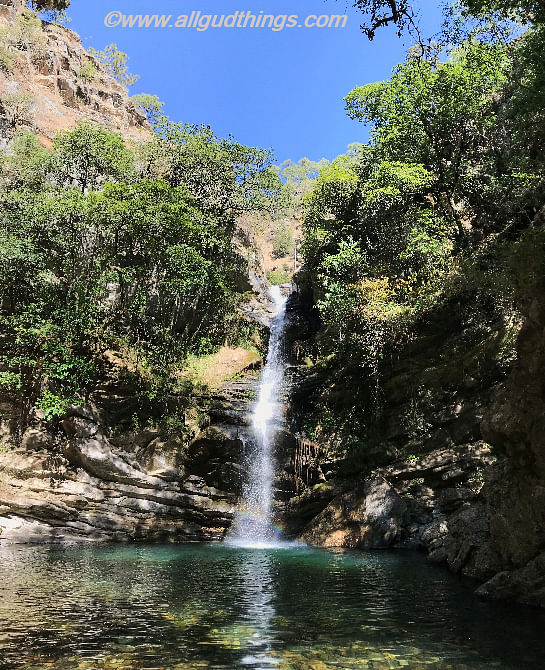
[227,285,289,548]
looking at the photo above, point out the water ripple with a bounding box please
[0,544,544,669]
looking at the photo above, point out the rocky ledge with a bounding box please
[0,406,238,544]
[0,356,267,544]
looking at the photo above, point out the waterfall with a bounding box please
[227,285,288,548]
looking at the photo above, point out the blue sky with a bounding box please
[65,1,445,164]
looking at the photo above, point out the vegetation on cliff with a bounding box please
[0,116,284,426]
[298,0,545,456]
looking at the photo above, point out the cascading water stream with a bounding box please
[227,285,289,548]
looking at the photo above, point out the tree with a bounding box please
[30,0,70,10]
[137,121,278,216]
[0,130,50,190]
[0,107,286,419]
[272,222,294,259]
[350,0,416,40]
[89,43,140,87]
[344,41,510,240]
[279,157,329,185]
[463,0,545,22]
[131,94,165,128]
[346,0,545,40]
[51,121,134,191]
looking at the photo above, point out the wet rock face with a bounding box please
[0,362,270,544]
[0,408,237,544]
[284,292,319,364]
[475,552,545,609]
[474,295,545,605]
[284,287,545,607]
[186,425,245,495]
[297,442,500,564]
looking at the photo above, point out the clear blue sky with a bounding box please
[65,1,444,164]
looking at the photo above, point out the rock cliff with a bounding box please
[284,284,545,608]
[0,372,263,543]
[0,1,281,547]
[0,0,151,145]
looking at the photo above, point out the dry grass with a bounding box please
[181,347,262,389]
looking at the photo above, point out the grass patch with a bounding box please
[181,346,261,390]
[267,267,292,285]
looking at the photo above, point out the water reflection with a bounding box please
[236,550,276,667]
[1,544,545,669]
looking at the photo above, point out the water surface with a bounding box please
[1,543,544,669]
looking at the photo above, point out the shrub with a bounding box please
[0,28,14,72]
[36,390,70,420]
[0,372,22,391]
[272,222,294,259]
[78,59,97,83]
[0,92,35,130]
[0,50,13,72]
[267,267,292,285]
[13,12,47,60]
[89,43,139,87]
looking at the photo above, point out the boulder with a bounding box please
[476,551,545,608]
[299,476,406,549]
[20,427,54,451]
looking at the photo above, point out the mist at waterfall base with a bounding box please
[226,285,296,549]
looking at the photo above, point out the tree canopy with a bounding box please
[30,0,70,11]
[0,119,281,422]
[300,7,545,388]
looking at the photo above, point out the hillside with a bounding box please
[0,0,150,145]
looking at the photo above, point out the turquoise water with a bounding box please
[1,544,544,669]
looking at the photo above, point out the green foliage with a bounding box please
[137,122,279,216]
[78,59,97,83]
[463,0,545,22]
[0,130,50,189]
[0,10,49,72]
[158,412,189,440]
[89,43,140,87]
[52,121,134,191]
[0,29,13,72]
[36,390,70,421]
[0,115,283,420]
[274,157,330,215]
[267,268,292,285]
[347,0,545,40]
[300,6,545,459]
[272,222,294,259]
[13,11,47,57]
[131,94,165,128]
[345,41,510,240]
[277,157,329,185]
[0,372,22,391]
